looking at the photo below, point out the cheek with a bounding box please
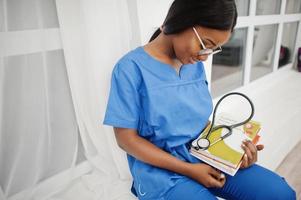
[173,39,198,61]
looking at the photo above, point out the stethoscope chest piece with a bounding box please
[192,138,210,150]
[197,138,210,150]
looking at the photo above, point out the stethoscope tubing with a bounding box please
[194,92,255,150]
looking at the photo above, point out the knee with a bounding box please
[277,185,296,200]
[258,179,296,200]
[276,185,296,200]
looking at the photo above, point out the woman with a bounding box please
[103,0,296,199]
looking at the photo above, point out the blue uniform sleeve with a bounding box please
[103,59,141,129]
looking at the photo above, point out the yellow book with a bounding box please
[190,113,261,176]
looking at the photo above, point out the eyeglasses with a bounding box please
[192,27,222,56]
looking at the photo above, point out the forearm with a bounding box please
[114,128,192,177]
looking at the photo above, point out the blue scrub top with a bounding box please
[103,46,213,200]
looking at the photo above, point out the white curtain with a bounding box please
[1,0,140,199]
[0,0,78,199]
[47,0,137,199]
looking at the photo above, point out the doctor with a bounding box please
[103,0,296,199]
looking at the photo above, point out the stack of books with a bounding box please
[189,113,261,176]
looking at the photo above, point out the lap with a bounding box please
[209,164,296,200]
[165,177,218,200]
[165,164,296,200]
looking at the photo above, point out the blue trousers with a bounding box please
[165,164,296,200]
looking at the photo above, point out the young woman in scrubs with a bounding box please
[103,0,296,199]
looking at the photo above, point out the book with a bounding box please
[189,113,261,176]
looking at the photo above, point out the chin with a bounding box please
[178,59,186,65]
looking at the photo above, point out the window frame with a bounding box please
[209,0,301,92]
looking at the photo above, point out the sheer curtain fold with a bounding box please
[0,0,79,198]
[1,51,79,196]
[52,0,137,199]
[1,0,137,199]
[0,50,79,198]
[55,0,134,181]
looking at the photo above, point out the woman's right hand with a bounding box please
[186,163,226,188]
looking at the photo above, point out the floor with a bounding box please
[276,140,301,199]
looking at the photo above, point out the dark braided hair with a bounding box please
[149,0,237,42]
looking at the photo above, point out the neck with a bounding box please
[144,33,182,68]
[149,33,175,58]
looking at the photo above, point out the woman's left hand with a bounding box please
[240,140,264,169]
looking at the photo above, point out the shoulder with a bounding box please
[112,47,143,83]
[114,47,142,71]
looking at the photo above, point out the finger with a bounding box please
[256,144,264,151]
[240,154,248,168]
[219,173,226,181]
[209,176,225,188]
[220,175,226,185]
[209,168,222,180]
[240,163,246,169]
[244,140,257,155]
[240,161,245,169]
[241,142,253,162]
[243,140,257,162]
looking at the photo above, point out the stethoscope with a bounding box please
[191,92,255,151]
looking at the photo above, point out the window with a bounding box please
[235,0,249,16]
[256,0,281,15]
[210,0,301,96]
[279,22,299,67]
[285,0,301,14]
[251,24,278,81]
[211,28,247,98]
